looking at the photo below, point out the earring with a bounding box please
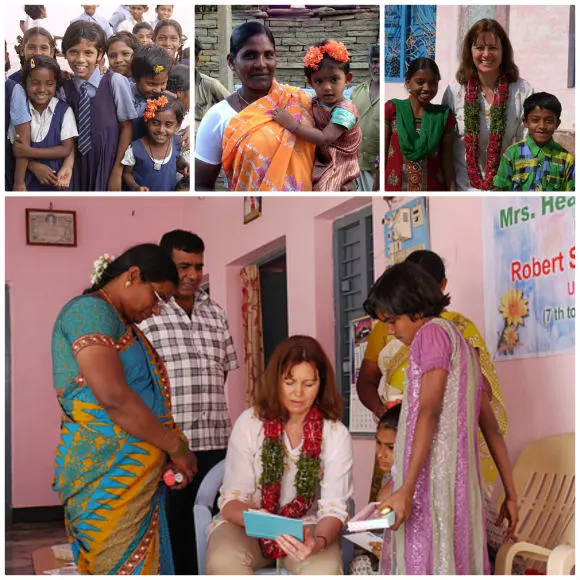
[125,280,131,288]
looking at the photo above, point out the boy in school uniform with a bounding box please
[494,92,575,191]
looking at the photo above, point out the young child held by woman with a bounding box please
[385,58,456,191]
[10,55,77,191]
[363,261,518,574]
[122,94,188,191]
[272,39,361,191]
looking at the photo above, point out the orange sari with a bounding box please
[222,80,315,191]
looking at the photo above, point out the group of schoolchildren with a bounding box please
[6,5,190,192]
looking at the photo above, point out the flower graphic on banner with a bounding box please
[497,287,529,355]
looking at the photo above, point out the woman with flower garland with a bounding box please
[52,244,197,574]
[206,335,353,574]
[442,18,534,191]
[195,21,316,191]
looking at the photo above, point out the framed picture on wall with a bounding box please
[25,209,77,247]
[243,196,262,224]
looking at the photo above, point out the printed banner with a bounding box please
[482,196,575,360]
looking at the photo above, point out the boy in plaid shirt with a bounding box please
[494,92,574,191]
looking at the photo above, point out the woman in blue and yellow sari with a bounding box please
[52,244,197,575]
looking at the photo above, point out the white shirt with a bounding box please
[117,16,150,33]
[441,78,534,191]
[208,407,354,537]
[194,99,236,165]
[8,97,78,144]
[121,142,174,167]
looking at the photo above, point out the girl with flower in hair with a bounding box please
[442,18,534,191]
[272,39,362,191]
[52,244,197,574]
[205,335,353,574]
[122,93,188,191]
[385,57,456,191]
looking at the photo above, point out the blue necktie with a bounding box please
[77,81,92,155]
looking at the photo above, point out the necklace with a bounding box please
[464,74,509,190]
[236,89,255,108]
[259,405,324,559]
[145,137,172,171]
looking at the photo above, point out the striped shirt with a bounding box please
[493,136,575,191]
[138,290,239,451]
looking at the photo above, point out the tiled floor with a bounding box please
[5,521,68,575]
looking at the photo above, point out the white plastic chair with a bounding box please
[193,459,355,574]
[494,433,575,575]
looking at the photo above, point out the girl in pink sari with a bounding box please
[363,262,518,575]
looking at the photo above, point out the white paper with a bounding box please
[343,531,383,553]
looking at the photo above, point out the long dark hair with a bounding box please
[83,243,178,294]
[229,21,275,58]
[363,261,451,321]
[456,18,519,84]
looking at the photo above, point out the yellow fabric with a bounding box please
[366,312,508,500]
[222,80,316,191]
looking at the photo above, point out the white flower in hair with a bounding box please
[90,254,115,286]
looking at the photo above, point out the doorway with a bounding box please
[259,253,288,367]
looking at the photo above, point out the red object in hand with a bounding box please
[163,469,184,487]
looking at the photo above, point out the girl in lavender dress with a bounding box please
[363,262,518,575]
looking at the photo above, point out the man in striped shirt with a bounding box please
[139,229,239,575]
[494,92,575,191]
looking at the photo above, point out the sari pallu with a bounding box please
[222,80,315,191]
[367,311,508,502]
[52,296,180,575]
[312,98,361,191]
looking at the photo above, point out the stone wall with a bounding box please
[195,6,380,89]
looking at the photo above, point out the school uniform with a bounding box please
[60,69,137,191]
[8,97,77,191]
[6,81,32,190]
[131,84,148,141]
[71,11,113,39]
[122,135,181,191]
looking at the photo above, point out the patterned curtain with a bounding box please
[240,265,265,407]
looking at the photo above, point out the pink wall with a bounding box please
[386,5,575,131]
[5,196,575,511]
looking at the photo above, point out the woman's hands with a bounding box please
[271,107,299,132]
[497,496,518,541]
[379,484,413,531]
[165,450,198,490]
[275,527,323,562]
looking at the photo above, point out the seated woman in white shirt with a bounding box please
[206,335,354,575]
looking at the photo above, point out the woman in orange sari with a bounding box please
[194,22,315,191]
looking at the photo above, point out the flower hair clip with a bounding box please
[304,40,350,71]
[153,64,165,74]
[90,254,115,286]
[30,58,36,69]
[143,95,168,122]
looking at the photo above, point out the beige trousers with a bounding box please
[206,522,343,575]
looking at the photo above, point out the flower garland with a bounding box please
[304,40,349,71]
[90,253,115,285]
[464,75,509,190]
[143,94,169,122]
[259,405,324,559]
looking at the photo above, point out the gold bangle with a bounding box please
[168,438,188,457]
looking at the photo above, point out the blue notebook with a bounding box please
[243,510,304,541]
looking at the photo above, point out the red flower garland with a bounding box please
[260,406,324,559]
[464,75,509,190]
